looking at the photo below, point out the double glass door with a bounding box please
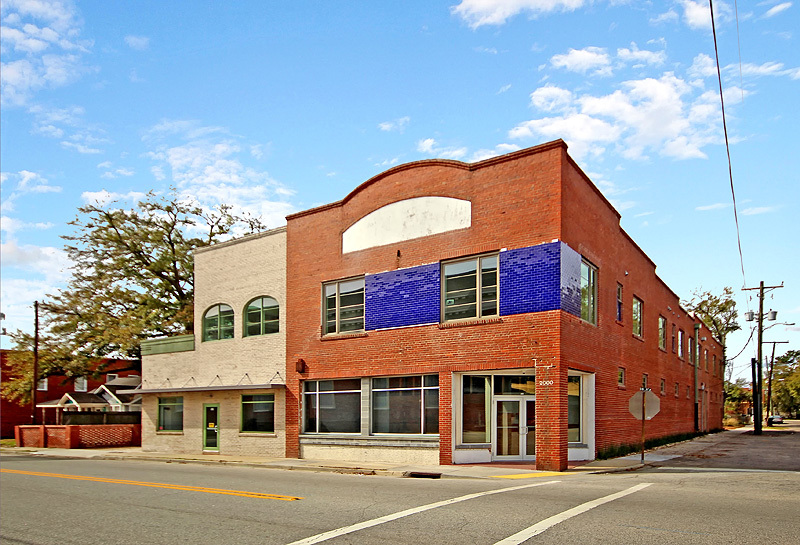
[494,397,535,460]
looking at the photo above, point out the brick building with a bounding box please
[134,228,287,456]
[285,139,723,471]
[0,349,139,438]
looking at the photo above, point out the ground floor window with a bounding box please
[372,375,439,434]
[462,375,491,443]
[241,394,275,432]
[158,397,183,431]
[303,379,361,433]
[568,376,581,442]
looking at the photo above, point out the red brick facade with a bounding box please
[285,140,723,471]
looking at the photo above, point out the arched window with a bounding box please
[245,296,279,337]
[203,304,234,341]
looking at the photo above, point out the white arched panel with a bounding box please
[342,196,471,253]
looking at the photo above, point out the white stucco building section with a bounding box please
[342,196,472,253]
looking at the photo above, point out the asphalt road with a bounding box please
[2,423,798,544]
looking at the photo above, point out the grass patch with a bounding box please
[596,429,721,460]
[0,439,18,448]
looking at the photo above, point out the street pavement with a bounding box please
[4,420,796,477]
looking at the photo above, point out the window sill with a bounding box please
[439,317,503,329]
[239,432,277,438]
[617,384,626,389]
[632,334,644,342]
[156,431,183,435]
[320,331,368,341]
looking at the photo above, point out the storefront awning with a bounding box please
[118,383,284,395]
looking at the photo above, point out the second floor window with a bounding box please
[678,329,685,359]
[203,304,234,341]
[323,278,365,334]
[442,255,497,322]
[616,283,623,321]
[245,296,279,337]
[658,316,667,350]
[632,296,643,337]
[581,260,597,324]
[74,376,87,392]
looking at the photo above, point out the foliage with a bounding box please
[771,350,800,418]
[723,378,752,426]
[596,431,711,460]
[2,190,266,403]
[683,287,741,380]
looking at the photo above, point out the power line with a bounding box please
[708,0,747,288]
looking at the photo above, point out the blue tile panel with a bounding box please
[363,242,582,330]
[500,242,560,316]
[365,263,441,330]
[559,243,582,318]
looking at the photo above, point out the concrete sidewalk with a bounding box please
[1,426,754,479]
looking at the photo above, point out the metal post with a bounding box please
[694,323,700,432]
[755,281,764,435]
[641,387,646,464]
[31,300,39,425]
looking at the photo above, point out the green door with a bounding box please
[204,404,220,451]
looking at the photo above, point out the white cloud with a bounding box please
[80,190,147,206]
[375,157,400,167]
[378,116,410,132]
[550,47,611,75]
[451,0,588,29]
[60,140,101,154]
[764,2,792,18]
[144,120,296,228]
[0,0,91,106]
[124,35,150,50]
[679,0,732,30]
[0,239,70,284]
[497,83,512,94]
[150,165,165,180]
[512,71,725,161]
[0,216,54,235]
[742,206,777,215]
[616,43,666,66]
[650,9,679,24]
[695,202,731,211]
[529,84,573,112]
[469,143,521,162]
[416,138,467,159]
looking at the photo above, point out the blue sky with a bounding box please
[1,0,798,379]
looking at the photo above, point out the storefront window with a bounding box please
[303,379,361,433]
[568,376,581,442]
[372,375,439,434]
[494,375,536,395]
[462,375,490,443]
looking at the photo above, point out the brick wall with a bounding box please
[284,140,724,469]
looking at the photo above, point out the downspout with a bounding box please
[694,322,700,432]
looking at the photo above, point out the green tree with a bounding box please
[1,190,266,404]
[772,350,800,419]
[683,287,741,381]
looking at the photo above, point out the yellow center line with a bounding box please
[0,468,302,501]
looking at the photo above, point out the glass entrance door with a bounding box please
[493,397,535,460]
[204,404,219,451]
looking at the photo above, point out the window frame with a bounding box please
[303,379,362,434]
[322,277,366,335]
[74,376,87,392]
[580,259,598,325]
[632,296,643,337]
[617,367,626,387]
[240,394,275,433]
[616,283,623,322]
[642,373,648,389]
[244,296,280,337]
[202,303,235,342]
[441,254,498,323]
[157,397,184,431]
[678,329,685,359]
[371,375,439,435]
[660,378,666,395]
[658,316,667,350]
[36,378,48,391]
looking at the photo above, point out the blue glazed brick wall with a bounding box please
[365,263,440,330]
[499,242,570,317]
[559,242,581,318]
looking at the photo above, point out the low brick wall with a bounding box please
[15,424,141,448]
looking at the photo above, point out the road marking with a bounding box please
[657,467,800,473]
[493,482,653,544]
[0,468,302,501]
[287,480,561,545]
[495,471,566,479]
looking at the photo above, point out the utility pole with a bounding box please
[742,281,783,435]
[764,341,789,418]
[694,323,700,432]
[31,300,39,425]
